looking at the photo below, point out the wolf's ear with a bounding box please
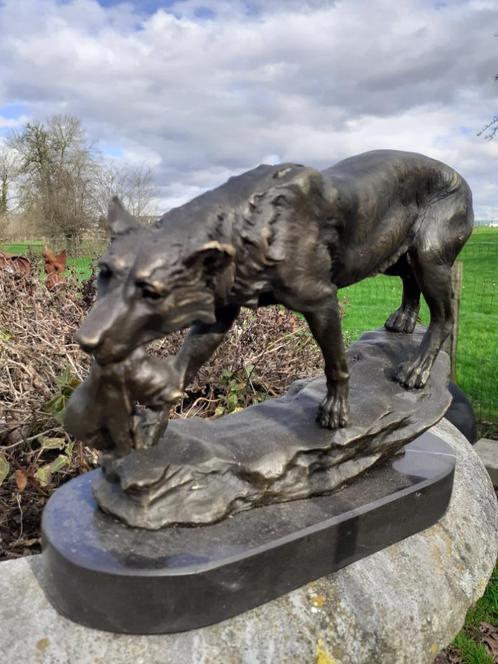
[271,168,323,202]
[184,241,235,275]
[107,197,138,236]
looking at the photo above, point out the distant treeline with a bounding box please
[474,219,498,227]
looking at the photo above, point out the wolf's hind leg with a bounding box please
[384,255,421,334]
[395,254,452,389]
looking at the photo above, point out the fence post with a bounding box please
[444,261,463,381]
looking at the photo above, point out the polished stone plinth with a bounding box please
[41,431,455,634]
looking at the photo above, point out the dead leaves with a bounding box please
[14,469,27,492]
[478,622,498,660]
[0,454,9,486]
[0,269,90,447]
[435,622,498,663]
[34,453,72,487]
[433,646,462,663]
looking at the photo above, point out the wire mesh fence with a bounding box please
[339,232,498,425]
[454,237,497,424]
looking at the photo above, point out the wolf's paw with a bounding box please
[316,395,349,430]
[384,307,418,334]
[395,358,432,389]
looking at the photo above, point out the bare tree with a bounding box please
[93,161,157,223]
[478,34,498,139]
[0,147,19,217]
[8,115,98,245]
[123,164,156,219]
[6,114,158,243]
[477,113,498,140]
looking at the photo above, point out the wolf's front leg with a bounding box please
[174,304,241,388]
[303,294,350,429]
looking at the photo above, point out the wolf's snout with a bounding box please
[76,330,103,354]
[76,298,122,356]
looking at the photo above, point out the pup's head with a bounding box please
[76,198,235,365]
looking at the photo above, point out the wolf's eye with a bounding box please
[98,265,113,281]
[143,289,162,301]
[137,282,163,301]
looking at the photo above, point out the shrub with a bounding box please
[0,270,325,559]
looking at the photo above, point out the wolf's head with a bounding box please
[76,198,235,365]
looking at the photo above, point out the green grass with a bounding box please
[451,561,497,663]
[338,226,498,422]
[1,240,96,280]
[453,635,494,664]
[66,256,95,281]
[463,561,498,629]
[1,240,44,254]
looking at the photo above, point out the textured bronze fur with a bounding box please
[74,149,473,431]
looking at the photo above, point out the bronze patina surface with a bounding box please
[91,328,452,528]
[63,149,472,526]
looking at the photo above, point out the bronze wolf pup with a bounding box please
[77,149,473,430]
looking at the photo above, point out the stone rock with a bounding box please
[475,438,498,486]
[0,419,496,664]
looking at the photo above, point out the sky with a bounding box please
[0,0,497,218]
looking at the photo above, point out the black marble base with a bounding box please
[41,431,455,634]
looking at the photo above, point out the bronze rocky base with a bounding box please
[93,327,452,529]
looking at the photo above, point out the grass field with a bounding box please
[1,239,98,281]
[338,226,498,423]
[2,226,497,422]
[450,561,498,664]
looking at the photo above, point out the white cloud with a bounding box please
[0,0,497,216]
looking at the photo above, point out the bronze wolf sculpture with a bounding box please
[76,150,473,431]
